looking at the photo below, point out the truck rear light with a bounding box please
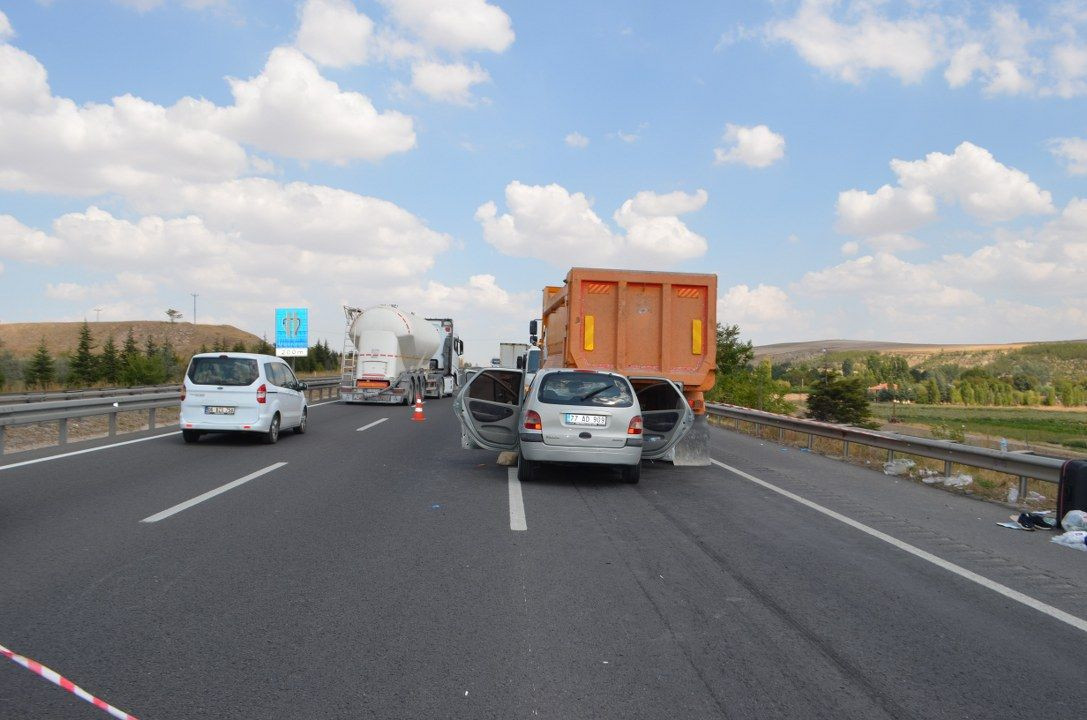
[627,416,643,435]
[257,383,267,404]
[524,410,543,431]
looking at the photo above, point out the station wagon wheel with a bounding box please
[621,463,640,484]
[517,452,535,482]
[294,408,307,434]
[263,414,280,444]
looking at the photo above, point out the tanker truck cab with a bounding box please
[454,368,692,481]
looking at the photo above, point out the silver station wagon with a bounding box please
[454,367,693,484]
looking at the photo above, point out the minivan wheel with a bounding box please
[621,463,641,484]
[263,414,280,444]
[517,453,535,482]
[294,409,307,434]
[182,429,201,444]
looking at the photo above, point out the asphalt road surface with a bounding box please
[3,399,1086,719]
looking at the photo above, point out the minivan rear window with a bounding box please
[537,372,633,407]
[187,357,259,386]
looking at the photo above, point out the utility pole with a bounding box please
[191,293,199,326]
[93,307,102,323]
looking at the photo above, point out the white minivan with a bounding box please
[180,353,308,444]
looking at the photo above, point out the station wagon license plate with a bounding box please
[205,406,235,415]
[565,413,606,427]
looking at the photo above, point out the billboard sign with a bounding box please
[275,308,308,357]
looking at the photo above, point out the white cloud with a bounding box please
[210,46,415,164]
[768,1,1087,98]
[837,142,1053,241]
[841,241,859,256]
[713,123,785,168]
[616,130,639,143]
[1049,136,1087,174]
[410,60,490,104]
[380,0,514,54]
[0,38,415,197]
[565,132,589,148]
[296,0,375,68]
[766,0,944,84]
[717,284,798,332]
[0,11,12,40]
[476,182,708,267]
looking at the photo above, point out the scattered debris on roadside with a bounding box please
[921,472,973,489]
[883,458,915,476]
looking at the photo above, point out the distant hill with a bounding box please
[0,321,263,359]
[753,339,1087,367]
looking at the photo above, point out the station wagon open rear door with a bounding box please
[453,368,524,452]
[629,376,694,460]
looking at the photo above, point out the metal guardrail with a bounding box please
[0,384,180,404]
[705,403,1066,496]
[0,377,341,455]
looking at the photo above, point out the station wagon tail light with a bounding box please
[627,416,643,435]
[256,383,267,404]
[524,410,543,431]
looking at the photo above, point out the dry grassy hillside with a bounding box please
[0,321,263,359]
[752,339,1083,366]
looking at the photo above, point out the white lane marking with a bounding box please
[308,399,339,407]
[0,431,181,473]
[508,467,527,532]
[0,398,346,471]
[356,418,389,432]
[140,462,287,523]
[711,458,1087,635]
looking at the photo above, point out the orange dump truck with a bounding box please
[534,268,717,465]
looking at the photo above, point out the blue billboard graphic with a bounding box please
[275,308,309,357]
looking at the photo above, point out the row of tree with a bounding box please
[0,323,341,390]
[706,324,872,424]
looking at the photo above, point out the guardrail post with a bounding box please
[58,418,68,445]
[778,427,785,443]
[108,412,118,437]
[0,425,5,455]
[754,422,761,438]
[843,440,850,458]
[148,407,156,430]
[944,460,952,477]
[887,449,894,462]
[806,433,813,450]
[1018,476,1028,504]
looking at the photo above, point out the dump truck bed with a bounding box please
[540,268,716,392]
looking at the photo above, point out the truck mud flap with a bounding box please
[672,414,710,466]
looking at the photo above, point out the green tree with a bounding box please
[25,338,56,389]
[841,357,854,376]
[806,374,870,424]
[715,323,754,375]
[231,340,248,352]
[121,328,139,365]
[925,378,940,404]
[99,335,121,385]
[144,335,159,359]
[212,336,228,352]
[68,320,98,387]
[252,336,273,355]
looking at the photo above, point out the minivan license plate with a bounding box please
[205,406,235,415]
[565,413,605,426]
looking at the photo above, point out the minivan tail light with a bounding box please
[524,410,542,431]
[180,386,186,401]
[627,416,643,435]
[257,384,267,404]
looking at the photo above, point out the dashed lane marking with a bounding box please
[508,467,527,532]
[140,462,287,523]
[356,418,389,432]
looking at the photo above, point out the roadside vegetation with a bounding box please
[0,321,340,392]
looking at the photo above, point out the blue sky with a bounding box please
[0,0,1085,363]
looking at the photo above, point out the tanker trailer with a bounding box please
[339,305,441,404]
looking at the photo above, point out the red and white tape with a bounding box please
[0,642,139,720]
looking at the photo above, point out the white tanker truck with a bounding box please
[339,305,464,404]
